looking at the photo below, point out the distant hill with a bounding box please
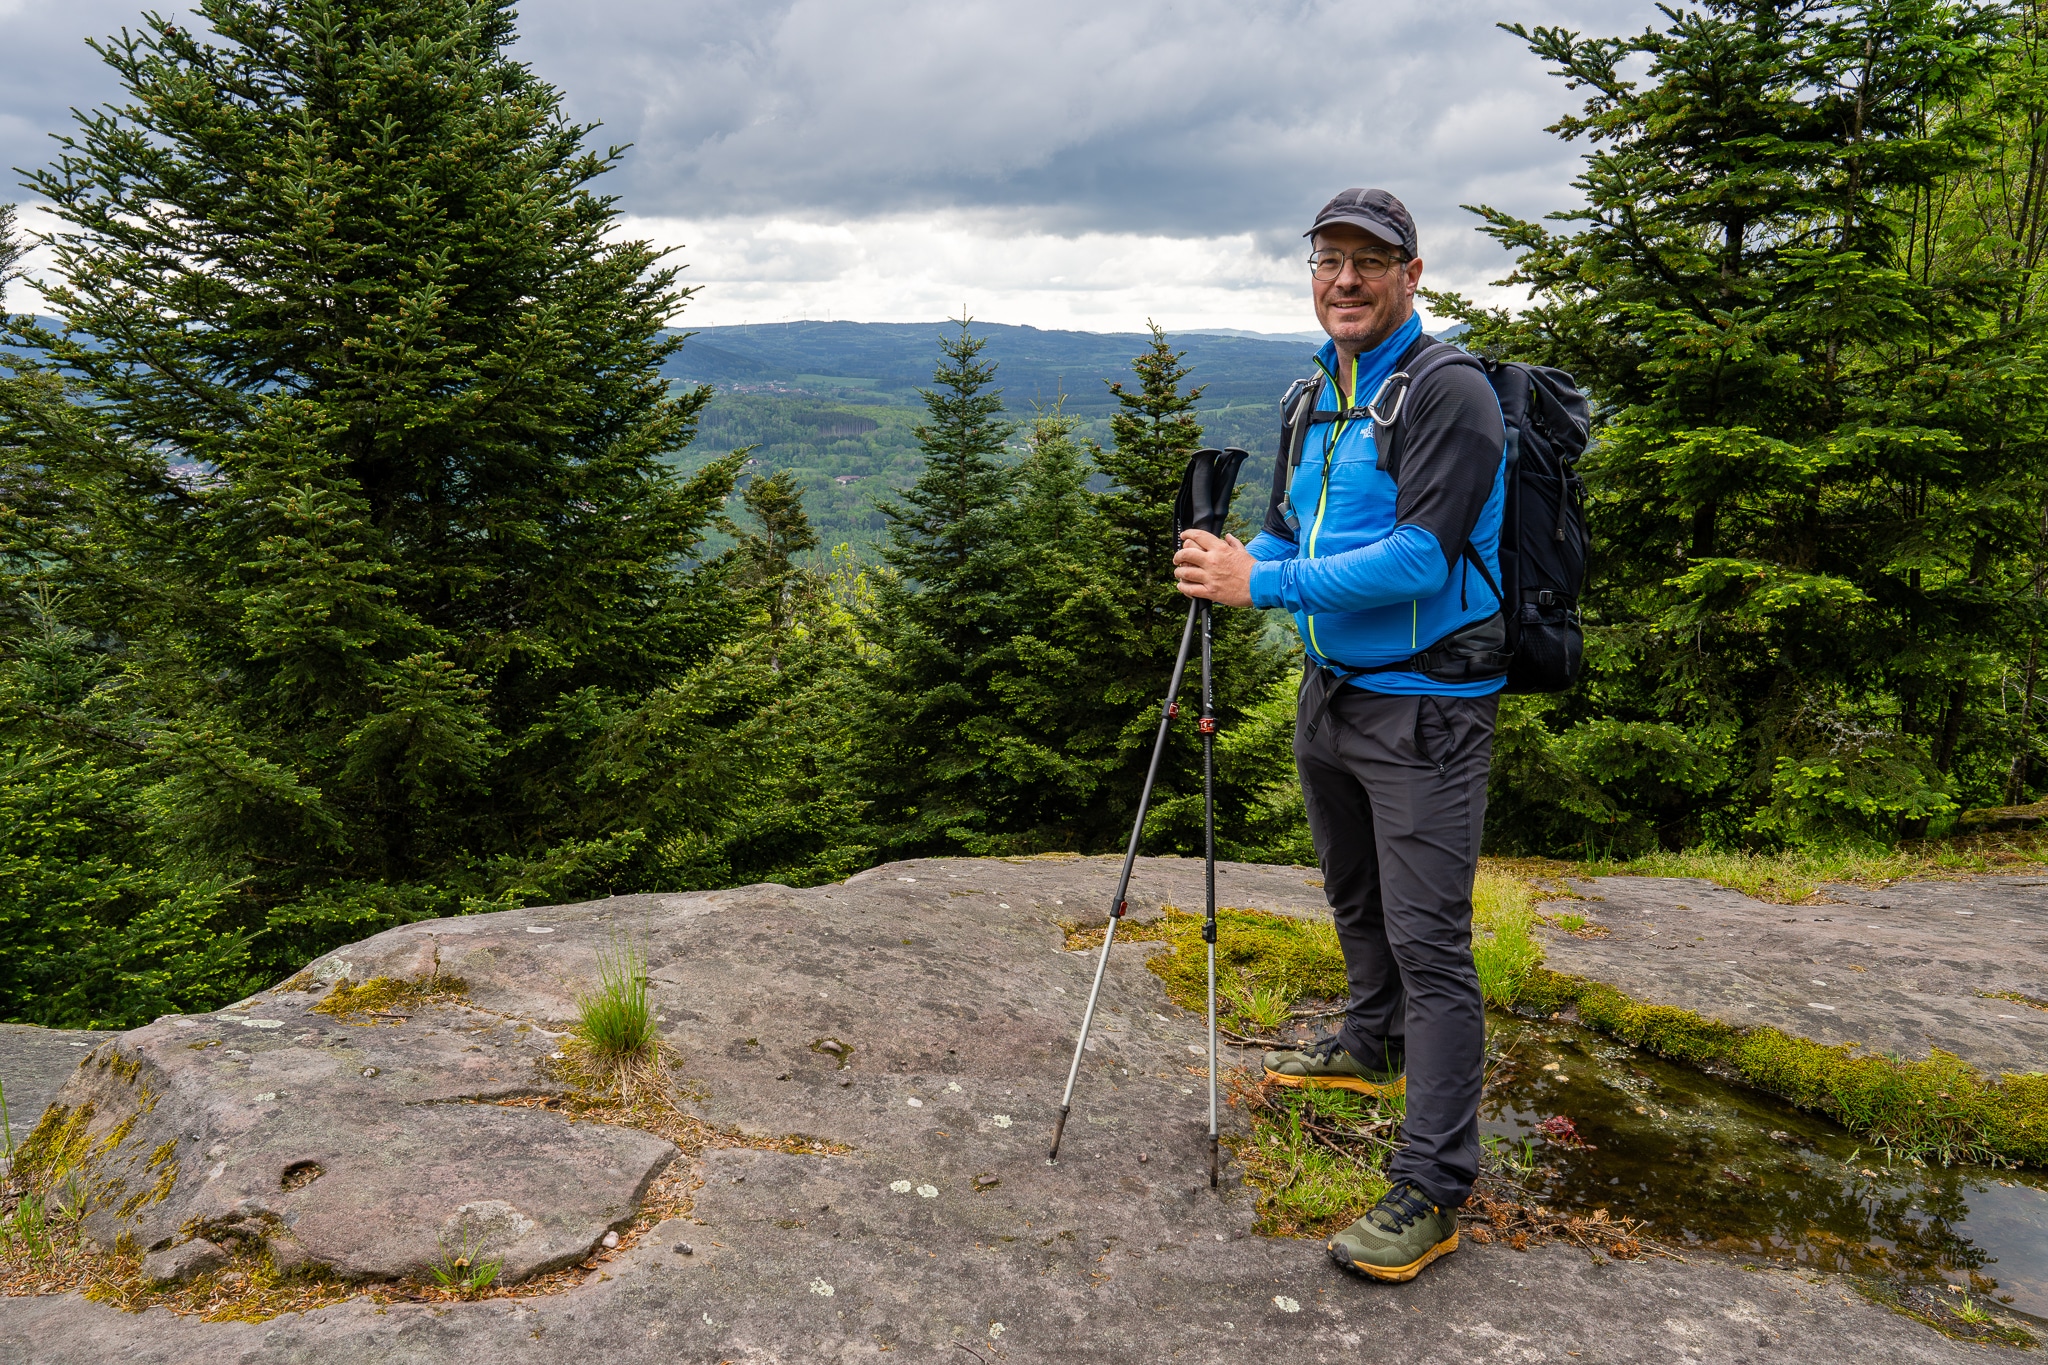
[658,319,1321,418]
[1183,327,1329,344]
[658,320,1333,553]
[11,314,1397,556]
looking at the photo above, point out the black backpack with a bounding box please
[1268,333,1592,694]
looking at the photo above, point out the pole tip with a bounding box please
[1048,1104,1071,1163]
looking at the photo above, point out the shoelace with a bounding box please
[1367,1181,1438,1233]
[1302,1034,1348,1066]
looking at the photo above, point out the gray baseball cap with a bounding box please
[1304,188,1418,257]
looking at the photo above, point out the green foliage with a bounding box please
[1434,0,2048,853]
[1139,906,1348,1014]
[1232,1082,1395,1238]
[2,1183,51,1262]
[427,1229,503,1295]
[0,0,829,1015]
[850,321,1286,858]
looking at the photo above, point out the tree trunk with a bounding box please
[1689,502,1718,560]
[1935,680,1969,776]
[2007,635,2039,804]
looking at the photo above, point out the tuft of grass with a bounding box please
[576,936,655,1065]
[1472,873,1542,1009]
[310,974,467,1023]
[428,1230,503,1296]
[1223,978,1293,1033]
[2,1186,50,1262]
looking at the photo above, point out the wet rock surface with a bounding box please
[1537,875,2048,1074]
[0,855,2019,1361]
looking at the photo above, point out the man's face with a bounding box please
[1311,223,1426,358]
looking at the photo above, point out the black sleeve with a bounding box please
[1387,361,1505,567]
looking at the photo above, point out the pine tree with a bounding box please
[0,0,764,1004]
[852,322,1019,853]
[1094,326,1287,856]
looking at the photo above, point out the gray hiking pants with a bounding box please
[1294,671,1498,1210]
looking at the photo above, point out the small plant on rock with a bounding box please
[50,1173,90,1227]
[567,933,673,1105]
[429,1230,503,1296]
[2,1188,50,1262]
[1482,1133,1540,1180]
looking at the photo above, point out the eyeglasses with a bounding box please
[1308,248,1408,281]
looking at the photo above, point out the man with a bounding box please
[1173,187,1507,1284]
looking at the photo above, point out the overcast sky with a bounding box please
[1,0,1659,333]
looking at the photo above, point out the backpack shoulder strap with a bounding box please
[1372,339,1488,481]
[1262,375,1323,540]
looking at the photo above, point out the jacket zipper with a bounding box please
[1305,354,1355,662]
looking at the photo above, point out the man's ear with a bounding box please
[1404,256,1425,296]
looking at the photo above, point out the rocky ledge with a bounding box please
[0,856,2022,1363]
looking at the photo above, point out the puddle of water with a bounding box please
[1481,1017,2048,1321]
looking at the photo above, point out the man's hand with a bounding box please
[1174,529,1255,608]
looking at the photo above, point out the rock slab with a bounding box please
[0,854,2019,1361]
[27,986,672,1282]
[1538,874,2048,1075]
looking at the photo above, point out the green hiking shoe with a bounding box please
[1326,1181,1459,1283]
[1262,1034,1406,1097]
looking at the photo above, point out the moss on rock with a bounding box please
[1527,968,2048,1166]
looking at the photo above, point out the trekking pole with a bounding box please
[1047,446,1248,1174]
[1049,596,1199,1164]
[1200,594,1220,1188]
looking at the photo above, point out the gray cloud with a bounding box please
[4,0,1661,307]
[510,0,1656,250]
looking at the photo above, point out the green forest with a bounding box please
[5,0,2048,1029]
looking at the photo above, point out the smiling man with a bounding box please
[1173,188,1508,1285]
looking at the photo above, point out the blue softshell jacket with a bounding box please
[1245,313,1509,696]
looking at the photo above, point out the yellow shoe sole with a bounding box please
[1332,1229,1458,1283]
[1263,1067,1407,1098]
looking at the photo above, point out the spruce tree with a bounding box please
[853,322,1018,852]
[0,0,760,1007]
[1101,323,1207,589]
[1095,326,1286,856]
[1431,0,2033,850]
